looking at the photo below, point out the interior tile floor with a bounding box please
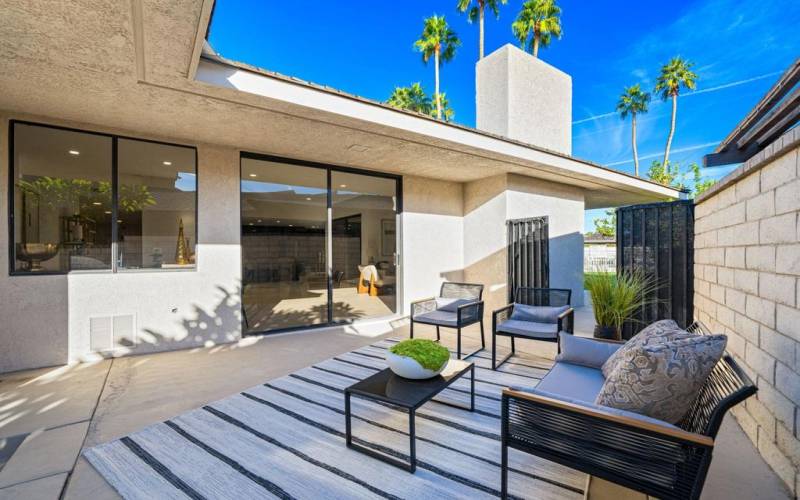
[0,306,791,499]
[243,284,395,333]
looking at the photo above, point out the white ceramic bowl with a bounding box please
[386,351,448,379]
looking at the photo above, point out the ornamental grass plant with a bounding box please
[585,270,659,340]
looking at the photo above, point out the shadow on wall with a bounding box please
[108,284,243,355]
[434,231,585,316]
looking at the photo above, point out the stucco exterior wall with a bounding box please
[476,44,572,155]
[694,133,800,494]
[0,116,69,372]
[462,173,585,315]
[1,113,588,374]
[400,176,464,313]
[506,174,585,306]
[67,144,242,360]
[0,113,242,372]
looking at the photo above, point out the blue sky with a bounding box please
[209,0,800,231]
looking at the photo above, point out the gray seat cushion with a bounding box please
[413,310,458,327]
[496,319,558,339]
[535,361,606,404]
[510,304,569,323]
[556,332,622,369]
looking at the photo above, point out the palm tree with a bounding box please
[386,83,432,114]
[414,15,460,119]
[431,93,455,122]
[654,57,697,166]
[511,0,562,58]
[457,0,507,60]
[616,84,651,176]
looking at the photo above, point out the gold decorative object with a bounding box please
[175,219,190,265]
[16,243,58,271]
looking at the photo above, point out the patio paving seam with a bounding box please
[59,357,115,500]
[0,470,68,490]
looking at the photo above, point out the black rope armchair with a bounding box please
[410,282,485,359]
[500,321,757,500]
[492,287,574,369]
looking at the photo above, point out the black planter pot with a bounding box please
[593,325,619,340]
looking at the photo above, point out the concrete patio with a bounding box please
[0,307,790,499]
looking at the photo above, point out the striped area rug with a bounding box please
[84,339,586,499]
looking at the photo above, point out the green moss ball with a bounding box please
[389,339,450,371]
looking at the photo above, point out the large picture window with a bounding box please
[9,121,197,274]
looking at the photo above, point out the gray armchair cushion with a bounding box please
[601,319,693,378]
[497,319,558,338]
[534,362,607,403]
[435,297,474,312]
[413,310,458,327]
[511,387,681,429]
[510,304,569,323]
[555,332,622,369]
[596,334,727,424]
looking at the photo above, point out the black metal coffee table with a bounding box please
[344,359,475,472]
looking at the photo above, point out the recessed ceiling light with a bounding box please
[104,210,112,215]
[163,161,172,166]
[340,184,347,188]
[305,197,312,201]
[92,202,102,206]
[276,220,281,223]
[257,219,262,223]
[289,224,293,227]
[68,150,80,155]
[249,173,257,178]
[248,222,254,226]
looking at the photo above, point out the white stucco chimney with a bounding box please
[476,44,572,155]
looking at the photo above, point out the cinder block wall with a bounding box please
[694,129,800,494]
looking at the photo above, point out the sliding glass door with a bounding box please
[331,171,397,322]
[241,159,328,332]
[240,154,400,334]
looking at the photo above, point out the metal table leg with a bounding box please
[345,391,352,446]
[470,364,475,411]
[409,408,416,473]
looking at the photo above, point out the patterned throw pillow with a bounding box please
[600,319,690,378]
[595,334,727,424]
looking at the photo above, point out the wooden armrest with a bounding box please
[557,307,574,319]
[502,388,714,448]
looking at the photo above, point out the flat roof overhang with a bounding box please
[191,56,679,209]
[0,0,679,209]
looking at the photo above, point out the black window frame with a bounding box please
[8,119,199,276]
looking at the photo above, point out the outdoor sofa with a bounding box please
[409,282,485,359]
[500,321,757,500]
[492,287,574,369]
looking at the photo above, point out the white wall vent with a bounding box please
[90,315,137,352]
